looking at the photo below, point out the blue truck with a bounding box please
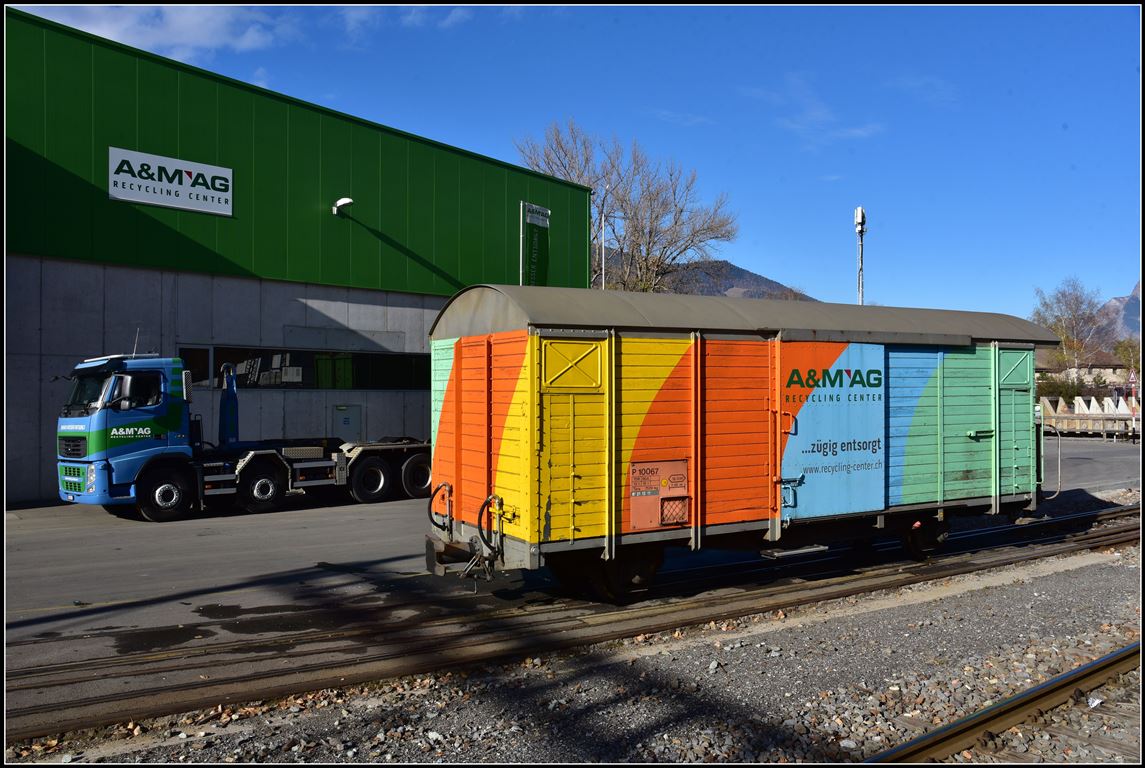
[56,354,432,521]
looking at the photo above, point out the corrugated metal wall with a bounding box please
[5,9,590,296]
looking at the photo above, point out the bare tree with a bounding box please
[1112,337,1140,378]
[517,120,737,292]
[1030,277,1113,382]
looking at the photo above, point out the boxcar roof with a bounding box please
[429,285,1060,347]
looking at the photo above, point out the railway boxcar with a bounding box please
[424,285,1059,598]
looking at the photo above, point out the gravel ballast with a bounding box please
[8,495,1140,764]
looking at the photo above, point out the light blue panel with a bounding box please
[430,338,457,457]
[886,347,941,506]
[782,343,886,519]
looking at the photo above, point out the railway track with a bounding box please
[867,642,1141,763]
[5,504,1139,743]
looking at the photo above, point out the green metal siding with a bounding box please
[940,347,994,500]
[888,345,1037,508]
[4,8,591,296]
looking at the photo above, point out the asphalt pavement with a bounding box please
[5,437,1139,649]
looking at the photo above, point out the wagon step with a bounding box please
[759,544,829,559]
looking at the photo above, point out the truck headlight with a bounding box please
[87,464,97,493]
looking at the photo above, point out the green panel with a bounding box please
[378,132,409,289]
[6,18,46,255]
[940,346,993,501]
[482,167,509,283]
[458,157,486,286]
[251,97,290,280]
[217,84,255,274]
[349,124,381,288]
[287,107,321,283]
[135,57,182,262]
[407,142,436,293]
[320,115,353,286]
[433,151,461,295]
[91,45,139,266]
[43,28,93,260]
[999,350,1032,388]
[177,72,221,274]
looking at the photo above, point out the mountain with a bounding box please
[1098,281,1141,341]
[663,259,815,301]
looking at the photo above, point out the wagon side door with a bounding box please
[536,338,607,545]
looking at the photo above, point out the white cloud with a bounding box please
[337,7,384,43]
[14,5,300,63]
[251,66,270,88]
[768,73,885,148]
[400,8,429,28]
[439,8,474,29]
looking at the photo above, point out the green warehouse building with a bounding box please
[4,8,590,504]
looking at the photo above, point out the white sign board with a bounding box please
[108,147,233,217]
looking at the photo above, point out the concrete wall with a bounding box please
[5,254,447,504]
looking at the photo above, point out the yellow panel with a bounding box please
[533,336,693,546]
[542,339,602,390]
[537,337,609,543]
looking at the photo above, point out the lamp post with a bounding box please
[854,206,867,305]
[599,184,608,290]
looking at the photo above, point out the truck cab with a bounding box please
[57,354,193,513]
[56,353,434,522]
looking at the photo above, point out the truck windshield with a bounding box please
[62,373,111,417]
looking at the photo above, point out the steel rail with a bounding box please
[865,642,1141,763]
[9,509,1138,691]
[6,514,1138,743]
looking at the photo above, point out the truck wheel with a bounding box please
[138,467,195,523]
[349,456,395,504]
[400,453,432,498]
[239,461,287,513]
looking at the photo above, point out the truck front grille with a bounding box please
[59,437,87,458]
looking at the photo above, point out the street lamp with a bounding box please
[599,184,608,290]
[854,206,867,305]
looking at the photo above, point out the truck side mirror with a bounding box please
[183,369,193,403]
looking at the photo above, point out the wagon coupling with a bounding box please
[476,494,505,556]
[427,482,453,535]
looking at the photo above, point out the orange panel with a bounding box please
[702,339,774,524]
[437,331,528,526]
[621,348,693,532]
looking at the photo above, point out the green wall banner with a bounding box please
[520,202,550,286]
[109,146,233,217]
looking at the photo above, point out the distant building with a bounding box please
[1035,348,1131,388]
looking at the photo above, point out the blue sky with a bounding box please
[15,5,1142,316]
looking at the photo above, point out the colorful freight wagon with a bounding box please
[424,285,1059,598]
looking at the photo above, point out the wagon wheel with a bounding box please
[902,520,949,561]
